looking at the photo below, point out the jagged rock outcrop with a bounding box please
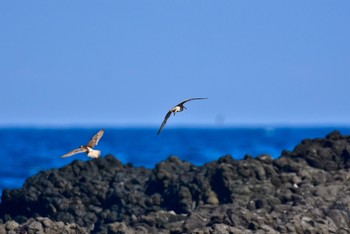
[1,131,350,233]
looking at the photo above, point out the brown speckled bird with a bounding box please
[61,129,104,158]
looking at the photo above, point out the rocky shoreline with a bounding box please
[1,131,350,233]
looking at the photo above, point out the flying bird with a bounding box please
[61,129,105,158]
[157,98,208,135]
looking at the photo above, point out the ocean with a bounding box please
[1,127,350,194]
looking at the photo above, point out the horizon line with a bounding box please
[1,122,350,129]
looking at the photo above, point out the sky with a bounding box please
[1,1,350,127]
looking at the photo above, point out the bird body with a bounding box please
[61,129,104,158]
[157,98,207,135]
[86,148,101,158]
[171,105,183,114]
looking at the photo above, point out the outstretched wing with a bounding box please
[61,148,87,158]
[178,97,208,106]
[157,111,172,135]
[86,129,104,148]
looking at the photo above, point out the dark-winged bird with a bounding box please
[157,98,207,135]
[61,129,105,158]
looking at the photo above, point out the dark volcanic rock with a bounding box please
[1,131,350,233]
[0,217,87,234]
[278,130,350,171]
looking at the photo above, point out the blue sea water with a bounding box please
[1,127,350,194]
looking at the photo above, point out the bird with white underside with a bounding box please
[60,129,104,158]
[157,98,208,135]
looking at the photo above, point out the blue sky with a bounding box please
[1,1,350,127]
